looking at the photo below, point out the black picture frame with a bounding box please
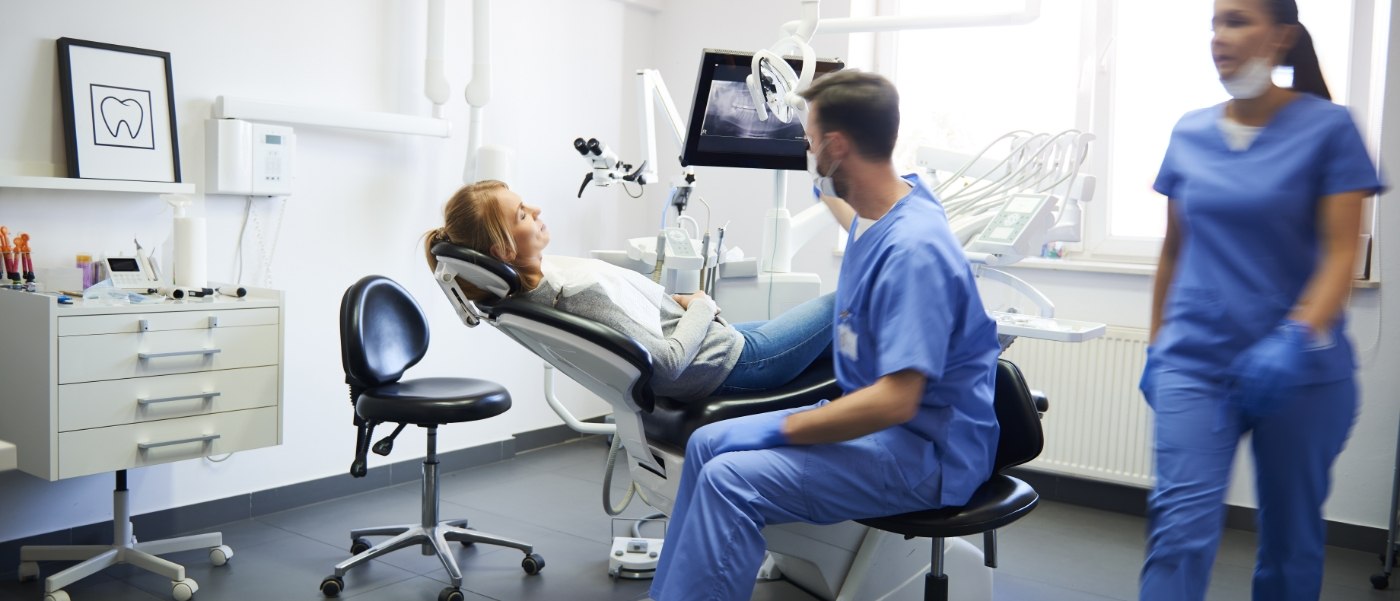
[56,37,182,183]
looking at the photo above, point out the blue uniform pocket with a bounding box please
[1140,346,1159,409]
[1157,287,1231,375]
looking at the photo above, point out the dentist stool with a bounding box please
[320,276,543,601]
[858,359,1045,601]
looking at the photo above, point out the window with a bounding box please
[881,0,1375,261]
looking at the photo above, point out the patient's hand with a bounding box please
[672,291,718,313]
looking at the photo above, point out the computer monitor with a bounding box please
[681,49,844,171]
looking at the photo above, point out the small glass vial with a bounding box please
[76,254,97,290]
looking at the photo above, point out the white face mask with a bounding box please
[1220,56,1274,100]
[806,141,841,199]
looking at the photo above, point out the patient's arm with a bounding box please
[782,369,925,444]
[561,287,718,382]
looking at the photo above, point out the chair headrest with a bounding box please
[430,241,521,300]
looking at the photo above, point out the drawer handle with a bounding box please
[137,392,222,406]
[138,348,223,360]
[138,434,221,451]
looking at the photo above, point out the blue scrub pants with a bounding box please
[649,402,942,601]
[1139,367,1356,601]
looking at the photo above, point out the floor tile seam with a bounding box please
[436,497,617,549]
[332,568,422,600]
[995,570,1139,600]
[244,517,397,556]
[996,573,1132,601]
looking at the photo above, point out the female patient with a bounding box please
[423,180,834,402]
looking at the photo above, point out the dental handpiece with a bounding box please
[698,232,712,291]
[709,226,726,297]
[651,232,667,284]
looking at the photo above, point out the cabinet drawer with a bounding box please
[58,406,279,479]
[59,325,279,384]
[59,308,279,336]
[59,366,279,431]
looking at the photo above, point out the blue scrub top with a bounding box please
[1152,94,1384,381]
[835,174,1001,507]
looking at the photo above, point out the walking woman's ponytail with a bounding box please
[1270,0,1331,100]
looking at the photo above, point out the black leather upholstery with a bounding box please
[856,359,1043,539]
[430,241,522,302]
[357,377,510,425]
[340,276,431,389]
[857,475,1038,538]
[990,360,1044,472]
[644,357,843,449]
[340,275,512,427]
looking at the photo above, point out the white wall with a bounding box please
[0,0,649,543]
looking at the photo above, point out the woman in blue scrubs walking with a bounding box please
[1139,1,1384,599]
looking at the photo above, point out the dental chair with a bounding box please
[429,242,1045,601]
[322,276,544,601]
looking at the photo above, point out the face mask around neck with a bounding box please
[1220,56,1275,100]
[807,142,841,199]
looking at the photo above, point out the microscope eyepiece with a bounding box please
[573,138,589,155]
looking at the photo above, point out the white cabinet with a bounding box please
[0,288,284,480]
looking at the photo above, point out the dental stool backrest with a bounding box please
[991,359,1045,472]
[340,276,429,390]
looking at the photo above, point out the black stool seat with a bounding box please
[356,377,511,425]
[644,358,842,449]
[857,475,1038,539]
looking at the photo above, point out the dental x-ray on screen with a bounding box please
[681,49,843,171]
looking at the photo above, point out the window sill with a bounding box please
[1002,256,1381,289]
[1002,257,1156,277]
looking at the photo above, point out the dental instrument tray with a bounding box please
[989,310,1106,343]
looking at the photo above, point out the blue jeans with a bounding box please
[714,293,835,395]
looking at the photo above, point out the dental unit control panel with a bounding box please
[206,119,296,196]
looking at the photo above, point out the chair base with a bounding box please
[17,474,225,601]
[334,519,534,589]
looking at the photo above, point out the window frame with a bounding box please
[874,0,1388,267]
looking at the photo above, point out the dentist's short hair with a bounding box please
[798,70,900,161]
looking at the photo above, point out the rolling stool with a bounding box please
[858,359,1047,601]
[320,276,543,601]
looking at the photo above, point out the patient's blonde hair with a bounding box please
[423,180,513,302]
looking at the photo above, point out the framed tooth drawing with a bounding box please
[57,38,182,183]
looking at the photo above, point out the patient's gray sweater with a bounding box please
[517,256,744,401]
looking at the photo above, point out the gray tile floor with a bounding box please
[2,438,1395,601]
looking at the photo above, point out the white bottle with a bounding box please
[164,194,208,290]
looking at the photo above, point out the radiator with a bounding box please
[1002,327,1156,488]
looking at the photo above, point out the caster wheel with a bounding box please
[209,545,233,566]
[350,537,371,555]
[521,553,545,575]
[1372,573,1390,590]
[458,528,476,547]
[320,575,345,597]
[17,561,39,582]
[172,577,199,601]
[437,587,465,601]
[42,590,71,601]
